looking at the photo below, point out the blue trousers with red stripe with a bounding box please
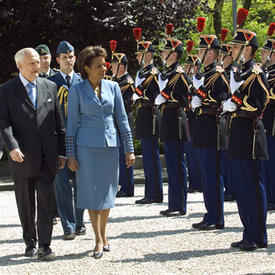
[230,158,267,245]
[164,140,187,212]
[198,148,224,225]
[184,140,202,190]
[141,137,163,200]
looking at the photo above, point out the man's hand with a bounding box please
[191,95,202,110]
[125,152,135,168]
[10,148,25,163]
[155,94,167,105]
[230,71,244,94]
[192,75,205,90]
[58,156,66,169]
[67,158,78,172]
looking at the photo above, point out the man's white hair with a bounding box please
[14,48,38,65]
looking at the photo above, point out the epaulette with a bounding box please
[216,65,224,73]
[176,65,183,73]
[53,68,60,72]
[252,64,262,75]
[151,67,158,75]
[127,77,134,85]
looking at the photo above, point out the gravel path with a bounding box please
[0,183,274,274]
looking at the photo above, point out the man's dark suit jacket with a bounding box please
[0,76,66,178]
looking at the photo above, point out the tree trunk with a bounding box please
[213,0,225,37]
[243,0,252,10]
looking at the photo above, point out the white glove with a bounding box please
[132,93,140,102]
[230,70,244,94]
[191,95,202,111]
[154,94,167,105]
[192,75,205,90]
[222,98,237,113]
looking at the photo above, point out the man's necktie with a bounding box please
[26,82,36,108]
[66,75,71,88]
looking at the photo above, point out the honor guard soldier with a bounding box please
[191,17,230,230]
[183,43,202,193]
[155,23,190,216]
[48,41,85,240]
[218,28,236,202]
[223,9,269,251]
[132,28,163,204]
[109,40,135,197]
[261,23,275,211]
[35,43,60,224]
[35,44,58,78]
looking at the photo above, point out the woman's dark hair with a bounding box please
[77,46,107,79]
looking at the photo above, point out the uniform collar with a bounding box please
[204,62,217,73]
[241,59,254,72]
[60,70,74,81]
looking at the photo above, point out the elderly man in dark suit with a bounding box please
[0,48,66,260]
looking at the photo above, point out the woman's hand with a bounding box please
[125,152,135,168]
[67,158,79,172]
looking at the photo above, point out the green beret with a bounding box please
[35,44,51,55]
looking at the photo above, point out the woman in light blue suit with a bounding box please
[66,46,135,259]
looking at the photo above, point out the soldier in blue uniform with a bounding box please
[218,41,236,202]
[110,46,135,197]
[48,41,85,240]
[155,24,190,216]
[132,28,163,204]
[223,28,269,251]
[184,53,202,193]
[35,44,58,78]
[261,26,275,211]
[191,32,230,230]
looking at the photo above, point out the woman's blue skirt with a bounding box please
[76,145,119,210]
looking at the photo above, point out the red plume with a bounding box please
[197,17,206,33]
[109,40,117,52]
[105,62,111,72]
[237,8,249,26]
[132,28,142,41]
[166,23,174,36]
[220,28,229,42]
[268,23,275,37]
[186,41,194,53]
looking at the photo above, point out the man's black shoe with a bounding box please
[192,220,206,229]
[116,190,133,197]
[76,226,86,236]
[267,202,275,211]
[239,241,258,251]
[198,222,224,230]
[224,194,236,201]
[24,246,37,257]
[257,242,268,248]
[231,239,248,248]
[37,246,55,260]
[135,197,162,204]
[160,209,186,217]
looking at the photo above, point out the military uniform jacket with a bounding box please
[116,73,135,135]
[48,72,82,121]
[135,64,160,138]
[262,63,275,136]
[159,62,190,141]
[39,68,58,78]
[192,62,230,149]
[228,60,269,159]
